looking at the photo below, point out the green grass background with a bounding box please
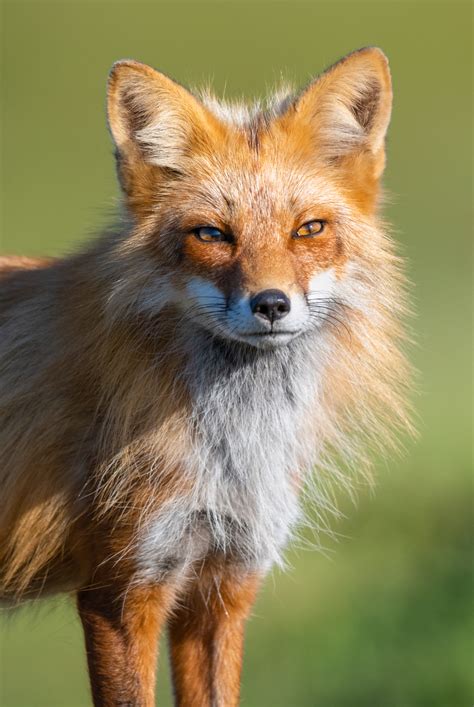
[0,1,472,705]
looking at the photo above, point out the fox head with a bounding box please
[107,48,392,349]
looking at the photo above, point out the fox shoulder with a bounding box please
[0,255,52,279]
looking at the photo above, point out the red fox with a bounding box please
[0,47,412,706]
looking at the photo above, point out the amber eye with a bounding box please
[294,220,326,238]
[194,226,230,243]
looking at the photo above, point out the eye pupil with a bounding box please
[294,220,325,238]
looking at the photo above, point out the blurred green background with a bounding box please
[0,1,472,705]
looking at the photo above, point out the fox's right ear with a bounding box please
[107,60,219,212]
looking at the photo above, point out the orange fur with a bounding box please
[168,566,260,706]
[78,583,177,706]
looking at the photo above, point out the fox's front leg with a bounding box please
[77,582,177,707]
[168,565,261,707]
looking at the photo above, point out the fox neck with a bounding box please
[146,325,324,573]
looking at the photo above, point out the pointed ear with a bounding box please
[107,60,219,211]
[292,47,392,181]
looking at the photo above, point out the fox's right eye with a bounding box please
[193,227,230,243]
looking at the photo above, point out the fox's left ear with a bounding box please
[290,47,392,184]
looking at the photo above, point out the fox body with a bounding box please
[0,48,411,705]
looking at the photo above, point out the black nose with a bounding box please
[250,289,291,323]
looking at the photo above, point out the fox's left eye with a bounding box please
[293,220,326,238]
[194,226,230,243]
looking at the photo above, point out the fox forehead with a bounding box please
[163,149,351,241]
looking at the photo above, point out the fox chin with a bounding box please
[0,47,413,707]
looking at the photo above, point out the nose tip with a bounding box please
[250,289,291,323]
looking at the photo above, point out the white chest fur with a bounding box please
[136,333,322,582]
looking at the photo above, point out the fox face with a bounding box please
[107,49,392,348]
[144,146,346,349]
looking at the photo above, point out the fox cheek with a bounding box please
[306,268,338,299]
[184,277,227,313]
[181,236,234,272]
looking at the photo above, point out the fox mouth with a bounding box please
[234,329,304,347]
[239,330,301,337]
